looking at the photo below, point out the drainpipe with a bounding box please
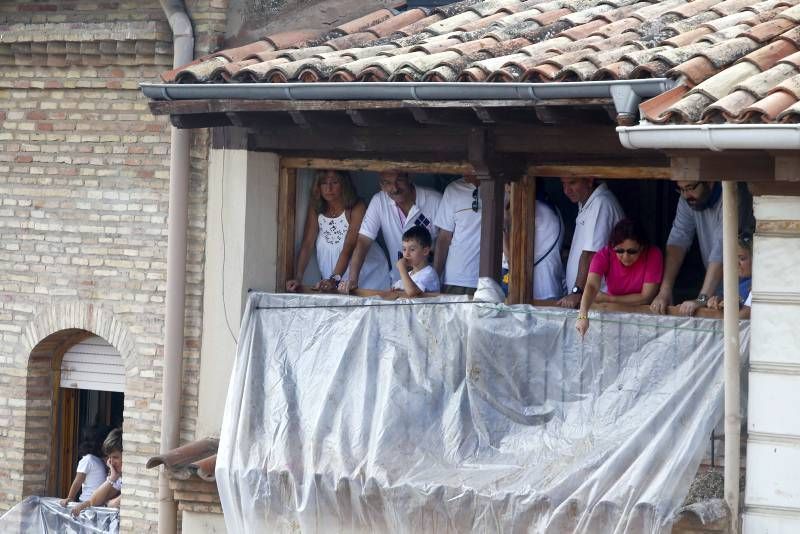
[158,2,193,534]
[722,181,741,533]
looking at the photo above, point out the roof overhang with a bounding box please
[141,79,676,119]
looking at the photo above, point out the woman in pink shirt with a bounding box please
[576,219,663,337]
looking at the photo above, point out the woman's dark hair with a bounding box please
[78,425,110,458]
[102,428,123,455]
[608,219,650,249]
[310,169,358,214]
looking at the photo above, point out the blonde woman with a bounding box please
[286,170,389,292]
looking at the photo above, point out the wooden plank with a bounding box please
[529,164,670,180]
[508,176,537,305]
[670,153,774,182]
[276,166,297,290]
[150,98,616,117]
[280,157,472,175]
[250,125,471,155]
[773,155,800,182]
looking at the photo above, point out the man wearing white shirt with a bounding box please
[558,177,625,308]
[339,170,442,291]
[433,174,481,294]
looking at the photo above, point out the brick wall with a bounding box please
[0,0,228,532]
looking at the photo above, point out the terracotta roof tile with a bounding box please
[691,60,761,99]
[391,13,445,37]
[213,40,274,63]
[335,9,394,35]
[711,0,757,17]
[640,84,691,121]
[740,39,799,70]
[777,101,800,120]
[560,19,608,41]
[661,92,715,122]
[667,0,721,19]
[263,29,325,50]
[664,26,715,47]
[700,89,758,122]
[748,91,797,121]
[146,438,219,481]
[780,4,800,23]
[367,9,430,37]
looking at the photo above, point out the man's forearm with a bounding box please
[700,261,723,297]
[575,251,595,289]
[433,231,452,275]
[660,245,687,293]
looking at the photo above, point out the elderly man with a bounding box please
[558,177,625,308]
[433,174,481,295]
[339,170,441,292]
[650,181,723,316]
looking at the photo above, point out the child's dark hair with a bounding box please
[78,425,109,457]
[402,225,432,248]
[738,233,753,254]
[102,428,123,455]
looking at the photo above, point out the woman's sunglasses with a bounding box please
[614,247,641,255]
[472,187,479,212]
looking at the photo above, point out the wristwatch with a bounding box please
[329,273,342,283]
[695,293,709,305]
[571,285,583,295]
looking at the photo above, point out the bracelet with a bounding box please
[577,314,588,320]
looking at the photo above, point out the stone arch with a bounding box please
[18,302,138,497]
[20,301,137,368]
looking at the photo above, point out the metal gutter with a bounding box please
[617,123,800,151]
[140,79,675,117]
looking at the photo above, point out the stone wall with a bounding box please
[0,1,228,531]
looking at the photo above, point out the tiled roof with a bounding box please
[162,0,800,124]
[146,437,218,482]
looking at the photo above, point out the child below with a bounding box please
[392,225,440,297]
[71,428,123,516]
[60,425,109,507]
[708,234,752,319]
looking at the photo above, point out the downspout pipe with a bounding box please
[722,181,741,532]
[158,2,193,534]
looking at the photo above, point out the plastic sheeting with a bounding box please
[218,292,749,534]
[0,497,119,534]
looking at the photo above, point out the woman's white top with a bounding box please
[392,264,441,293]
[77,454,107,502]
[316,211,390,290]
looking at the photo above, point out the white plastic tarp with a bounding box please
[218,292,748,533]
[0,497,119,534]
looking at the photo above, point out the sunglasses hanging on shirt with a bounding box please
[472,187,479,212]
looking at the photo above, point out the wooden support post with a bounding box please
[469,128,526,283]
[508,175,537,304]
[276,166,297,289]
[478,179,505,281]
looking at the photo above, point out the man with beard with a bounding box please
[650,180,723,316]
[339,170,441,292]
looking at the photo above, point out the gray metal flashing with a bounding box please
[140,79,675,116]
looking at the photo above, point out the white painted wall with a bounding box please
[744,195,800,532]
[196,135,279,438]
[183,510,228,533]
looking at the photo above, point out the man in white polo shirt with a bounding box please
[339,170,441,291]
[433,174,481,294]
[558,177,625,308]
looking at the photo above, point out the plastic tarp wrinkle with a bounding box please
[217,293,748,534]
[0,496,119,533]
